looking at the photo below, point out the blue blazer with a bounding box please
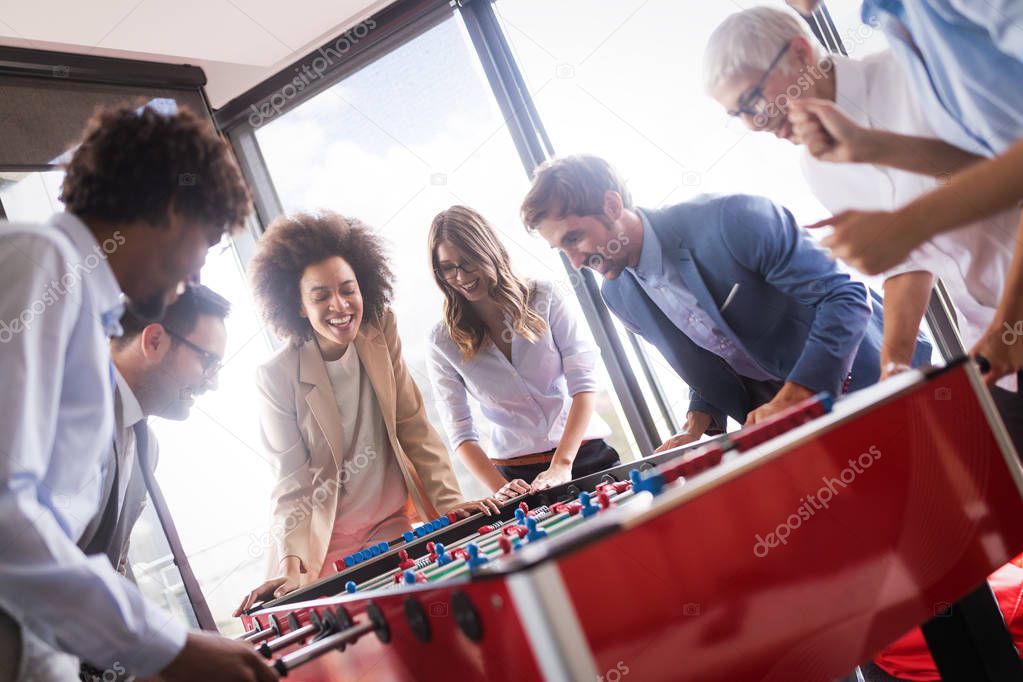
[601,194,931,432]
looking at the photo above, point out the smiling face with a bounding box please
[534,190,639,280]
[434,241,491,303]
[710,36,828,144]
[119,312,227,420]
[157,314,226,419]
[299,256,364,358]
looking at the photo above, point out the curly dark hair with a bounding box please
[112,284,231,349]
[60,104,251,241]
[249,212,394,345]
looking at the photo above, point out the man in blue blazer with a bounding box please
[521,154,929,450]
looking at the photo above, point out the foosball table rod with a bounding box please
[271,604,390,677]
[237,614,282,644]
[258,609,340,658]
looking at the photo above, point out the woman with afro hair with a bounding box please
[235,211,497,612]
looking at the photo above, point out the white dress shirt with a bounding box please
[111,369,142,517]
[800,52,1020,391]
[0,212,186,675]
[629,211,778,383]
[427,280,611,459]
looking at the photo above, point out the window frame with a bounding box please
[217,0,666,455]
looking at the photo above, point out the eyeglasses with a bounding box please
[727,42,792,122]
[165,328,223,375]
[435,262,479,281]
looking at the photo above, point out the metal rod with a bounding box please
[135,427,219,631]
[259,623,318,657]
[925,280,966,362]
[238,624,263,642]
[274,620,374,675]
[243,627,276,645]
[626,330,679,435]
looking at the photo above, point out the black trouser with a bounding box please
[857,662,909,682]
[990,383,1023,463]
[495,439,620,483]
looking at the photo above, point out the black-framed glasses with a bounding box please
[727,42,792,121]
[435,262,479,281]
[165,328,223,375]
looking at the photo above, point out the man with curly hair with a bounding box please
[0,105,277,681]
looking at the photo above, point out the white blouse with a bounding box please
[426,280,611,460]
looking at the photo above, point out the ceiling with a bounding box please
[0,0,395,107]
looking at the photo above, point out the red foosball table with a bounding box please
[238,360,1023,681]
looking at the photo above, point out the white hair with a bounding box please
[702,6,821,94]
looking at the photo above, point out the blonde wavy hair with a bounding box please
[429,206,547,359]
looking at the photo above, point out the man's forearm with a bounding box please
[684,410,712,436]
[995,214,1023,327]
[869,130,985,177]
[773,381,815,405]
[881,271,934,367]
[900,138,1023,240]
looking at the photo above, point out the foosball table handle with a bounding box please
[258,611,322,659]
[975,355,1023,388]
[271,603,389,676]
[239,614,282,645]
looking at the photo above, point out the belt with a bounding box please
[491,440,596,467]
[491,451,556,467]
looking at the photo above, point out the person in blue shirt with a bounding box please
[520,154,929,451]
[785,0,1023,389]
[0,106,275,682]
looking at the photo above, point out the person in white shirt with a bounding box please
[76,284,229,682]
[0,105,275,682]
[702,7,1022,453]
[426,206,619,500]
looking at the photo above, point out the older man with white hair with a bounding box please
[703,6,1021,447]
[702,8,1023,682]
[778,0,1023,395]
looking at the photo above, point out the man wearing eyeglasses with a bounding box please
[702,6,1022,452]
[703,8,1019,375]
[77,285,229,588]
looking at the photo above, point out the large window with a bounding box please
[254,14,638,499]
[145,232,276,633]
[0,170,64,221]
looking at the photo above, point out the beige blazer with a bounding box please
[256,308,463,576]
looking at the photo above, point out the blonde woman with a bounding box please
[426,206,619,502]
[235,212,496,615]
